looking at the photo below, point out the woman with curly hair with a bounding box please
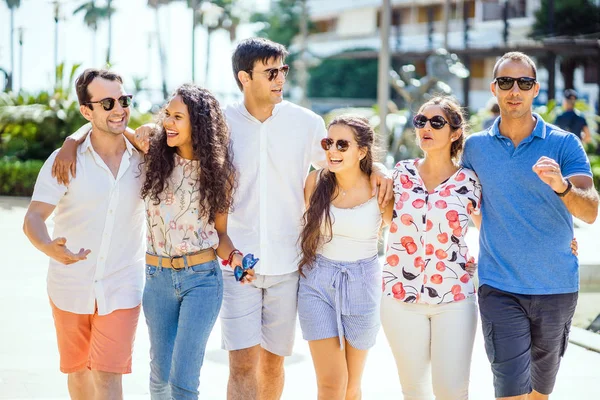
[138,84,251,400]
[297,115,383,400]
[52,84,250,399]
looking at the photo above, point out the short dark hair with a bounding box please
[564,88,578,100]
[75,68,124,107]
[231,37,288,91]
[492,52,537,80]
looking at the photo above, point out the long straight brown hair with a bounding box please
[298,115,375,272]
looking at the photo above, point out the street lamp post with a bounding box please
[378,0,391,146]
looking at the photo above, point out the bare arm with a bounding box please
[23,201,91,264]
[559,176,599,223]
[371,162,394,206]
[582,126,592,144]
[304,170,319,207]
[533,156,599,224]
[214,211,254,284]
[52,123,92,185]
[381,200,394,227]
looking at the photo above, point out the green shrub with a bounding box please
[0,158,44,196]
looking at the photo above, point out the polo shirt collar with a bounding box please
[489,112,547,140]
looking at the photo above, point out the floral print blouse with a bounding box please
[382,159,482,304]
[145,153,219,257]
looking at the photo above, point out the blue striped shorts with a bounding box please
[297,254,382,350]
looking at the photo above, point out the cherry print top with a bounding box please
[382,159,482,304]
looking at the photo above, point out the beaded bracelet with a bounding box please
[222,249,243,266]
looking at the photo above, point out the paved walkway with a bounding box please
[1,196,599,399]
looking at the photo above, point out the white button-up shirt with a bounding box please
[32,132,145,315]
[225,101,327,275]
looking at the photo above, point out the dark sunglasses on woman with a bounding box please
[320,138,354,152]
[85,94,133,111]
[494,77,537,91]
[413,114,452,130]
[247,65,290,81]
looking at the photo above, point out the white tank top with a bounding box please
[318,196,382,261]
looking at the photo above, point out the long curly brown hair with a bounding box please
[140,84,236,224]
[298,115,375,272]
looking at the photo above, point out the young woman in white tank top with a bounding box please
[297,115,384,400]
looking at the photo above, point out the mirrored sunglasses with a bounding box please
[234,253,259,282]
[249,65,290,81]
[320,138,353,152]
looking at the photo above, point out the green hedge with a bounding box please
[0,159,44,196]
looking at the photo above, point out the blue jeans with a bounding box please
[142,258,223,400]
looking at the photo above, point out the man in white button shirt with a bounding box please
[23,69,145,400]
[222,38,392,400]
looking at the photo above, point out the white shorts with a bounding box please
[220,269,299,356]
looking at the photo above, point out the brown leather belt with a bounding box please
[146,248,216,270]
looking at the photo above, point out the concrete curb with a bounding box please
[570,326,600,353]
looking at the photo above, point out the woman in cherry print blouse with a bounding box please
[380,96,480,399]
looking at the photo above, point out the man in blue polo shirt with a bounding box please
[462,52,599,400]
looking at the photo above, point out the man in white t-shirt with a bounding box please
[221,38,392,400]
[23,69,145,399]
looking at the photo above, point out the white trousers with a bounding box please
[380,295,478,400]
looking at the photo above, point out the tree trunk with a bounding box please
[93,26,97,67]
[9,7,15,91]
[155,7,169,99]
[560,58,577,91]
[106,0,112,65]
[204,29,213,87]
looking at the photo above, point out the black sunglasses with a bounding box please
[494,77,536,91]
[413,114,451,130]
[321,138,354,152]
[85,95,133,111]
[248,65,289,81]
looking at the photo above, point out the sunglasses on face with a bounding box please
[494,77,536,91]
[321,138,355,152]
[85,94,133,111]
[248,65,290,81]
[413,114,451,130]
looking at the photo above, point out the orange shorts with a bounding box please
[49,299,141,374]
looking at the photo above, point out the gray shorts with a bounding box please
[297,254,381,350]
[478,284,578,397]
[220,269,299,356]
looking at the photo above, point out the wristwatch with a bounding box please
[555,179,572,197]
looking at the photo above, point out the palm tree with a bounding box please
[105,0,113,65]
[73,1,111,66]
[4,0,21,91]
[193,0,240,85]
[148,0,171,99]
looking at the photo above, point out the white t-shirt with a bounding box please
[32,132,145,315]
[225,100,327,275]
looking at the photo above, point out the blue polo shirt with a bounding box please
[462,113,592,295]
